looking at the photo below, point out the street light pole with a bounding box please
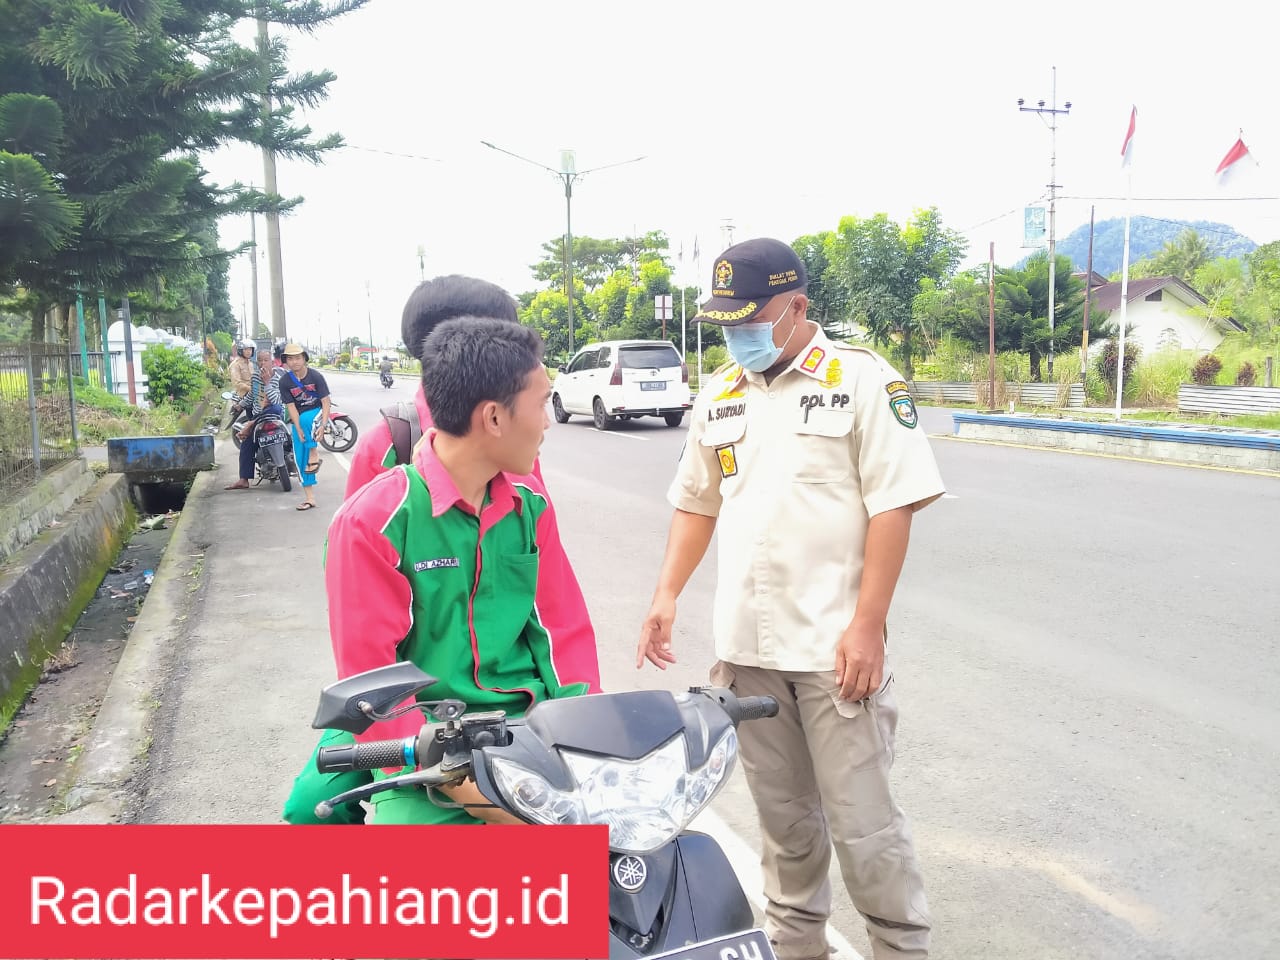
[365,279,374,369]
[1019,67,1071,379]
[480,140,645,356]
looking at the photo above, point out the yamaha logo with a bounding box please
[612,855,647,892]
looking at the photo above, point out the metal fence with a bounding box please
[0,342,80,497]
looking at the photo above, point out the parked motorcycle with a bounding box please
[319,402,359,453]
[380,370,394,389]
[221,390,298,492]
[311,662,780,960]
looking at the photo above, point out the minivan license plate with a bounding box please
[648,928,776,960]
[641,380,665,391]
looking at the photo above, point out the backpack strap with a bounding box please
[380,400,423,465]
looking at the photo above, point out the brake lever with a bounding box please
[313,763,468,820]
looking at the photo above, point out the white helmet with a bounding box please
[236,339,256,356]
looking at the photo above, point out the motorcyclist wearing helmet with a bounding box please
[228,340,255,398]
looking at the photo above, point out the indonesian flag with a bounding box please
[1120,106,1136,168]
[1216,136,1259,187]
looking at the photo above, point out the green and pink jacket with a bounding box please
[324,432,600,746]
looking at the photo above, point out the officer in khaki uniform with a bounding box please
[638,238,945,960]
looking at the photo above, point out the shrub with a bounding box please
[1129,350,1189,406]
[141,343,206,409]
[1191,353,1223,386]
[336,352,351,367]
[1236,361,1257,387]
[1094,339,1142,395]
[700,345,728,374]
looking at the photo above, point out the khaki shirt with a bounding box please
[228,356,253,395]
[668,327,945,672]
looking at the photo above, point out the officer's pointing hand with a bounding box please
[637,594,678,670]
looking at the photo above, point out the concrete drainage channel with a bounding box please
[0,432,217,824]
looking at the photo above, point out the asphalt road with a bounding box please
[143,370,1280,960]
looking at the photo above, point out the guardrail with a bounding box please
[950,411,1280,473]
[909,381,1085,408]
[1177,384,1280,416]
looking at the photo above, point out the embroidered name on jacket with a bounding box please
[414,557,461,571]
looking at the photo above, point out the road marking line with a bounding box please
[591,428,650,441]
[690,806,866,960]
[332,451,351,473]
[935,434,1280,478]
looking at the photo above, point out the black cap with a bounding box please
[693,238,808,326]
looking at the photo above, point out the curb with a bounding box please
[52,460,221,823]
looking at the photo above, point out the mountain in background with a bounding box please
[1019,218,1257,277]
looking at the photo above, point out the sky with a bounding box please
[204,0,1280,351]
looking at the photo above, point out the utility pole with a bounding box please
[721,219,736,250]
[1082,205,1095,386]
[366,280,373,369]
[1018,68,1071,379]
[249,207,260,338]
[257,11,287,341]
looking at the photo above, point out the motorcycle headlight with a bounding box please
[489,728,737,855]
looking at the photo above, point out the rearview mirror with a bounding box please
[312,662,438,734]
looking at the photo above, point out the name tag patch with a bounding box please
[414,557,460,572]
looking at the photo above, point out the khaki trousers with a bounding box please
[710,660,930,960]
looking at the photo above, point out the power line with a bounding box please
[1059,194,1279,202]
[339,144,442,162]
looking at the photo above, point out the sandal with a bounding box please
[296,501,316,511]
[306,456,323,474]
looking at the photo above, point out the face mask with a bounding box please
[722,296,797,372]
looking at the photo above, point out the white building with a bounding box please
[1086,276,1244,354]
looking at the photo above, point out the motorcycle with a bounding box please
[310,662,781,960]
[319,401,359,453]
[380,370,394,389]
[221,390,298,492]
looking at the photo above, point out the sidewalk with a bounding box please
[58,427,346,823]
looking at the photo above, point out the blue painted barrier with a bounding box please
[106,435,216,484]
[950,412,1280,452]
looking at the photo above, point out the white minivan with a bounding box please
[552,340,692,429]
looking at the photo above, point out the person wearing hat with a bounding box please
[637,237,945,960]
[278,342,330,511]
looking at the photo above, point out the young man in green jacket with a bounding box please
[321,317,595,824]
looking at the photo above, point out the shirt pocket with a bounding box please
[497,552,539,598]
[792,409,854,483]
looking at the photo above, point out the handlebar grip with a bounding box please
[317,737,413,773]
[733,696,779,723]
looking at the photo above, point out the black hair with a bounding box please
[401,275,519,364]
[421,318,544,436]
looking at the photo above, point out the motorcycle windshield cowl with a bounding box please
[476,690,739,855]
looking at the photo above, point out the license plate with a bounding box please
[641,380,666,391]
[648,928,776,960]
[259,431,286,445]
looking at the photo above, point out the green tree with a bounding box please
[1188,257,1246,350]
[1239,242,1280,341]
[791,232,842,330]
[826,209,966,380]
[142,342,206,410]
